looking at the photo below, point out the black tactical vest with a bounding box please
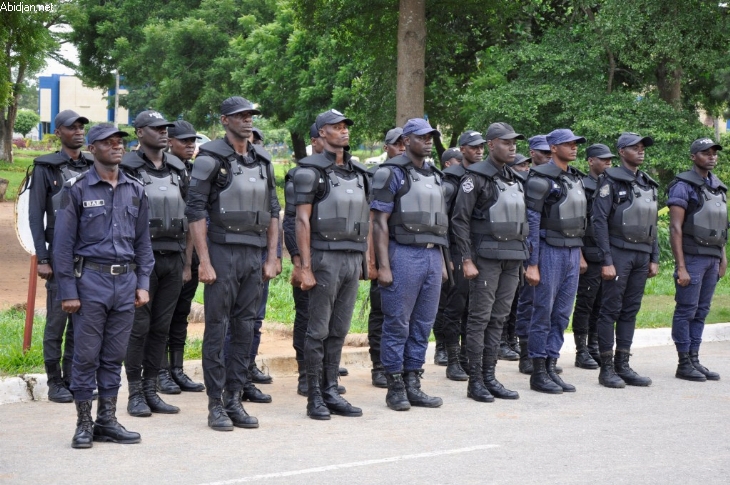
[384,157,448,247]
[530,164,587,247]
[467,160,529,260]
[671,170,729,258]
[201,139,274,247]
[605,167,658,250]
[32,152,93,232]
[581,175,602,262]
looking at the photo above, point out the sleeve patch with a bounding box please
[461,177,474,193]
[599,184,610,198]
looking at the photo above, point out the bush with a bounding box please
[12,138,26,149]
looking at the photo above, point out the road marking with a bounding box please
[200,444,499,484]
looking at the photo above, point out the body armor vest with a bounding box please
[310,169,369,251]
[581,175,602,262]
[532,165,587,247]
[673,170,729,258]
[386,161,448,247]
[468,160,529,260]
[32,153,92,230]
[606,168,658,248]
[137,169,187,242]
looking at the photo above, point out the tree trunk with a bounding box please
[656,60,682,108]
[0,116,13,164]
[396,0,426,126]
[0,60,27,163]
[291,130,307,162]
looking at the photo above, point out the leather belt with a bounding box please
[84,261,137,275]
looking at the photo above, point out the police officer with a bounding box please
[434,130,487,382]
[572,144,615,369]
[158,120,205,394]
[291,109,368,420]
[28,109,93,403]
[186,96,280,431]
[508,154,532,175]
[368,127,405,388]
[593,132,659,388]
[528,135,552,166]
[121,111,187,417]
[668,138,726,382]
[440,147,463,169]
[371,118,447,411]
[54,123,154,448]
[451,122,528,402]
[524,128,588,394]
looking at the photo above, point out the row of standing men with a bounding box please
[32,97,727,449]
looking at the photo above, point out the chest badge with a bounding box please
[83,200,105,207]
[159,186,168,191]
[599,185,610,198]
[461,177,474,193]
[249,177,256,182]
[425,183,433,189]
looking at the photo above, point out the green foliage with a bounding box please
[0,309,45,376]
[14,110,40,137]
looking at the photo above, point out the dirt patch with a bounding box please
[0,202,45,311]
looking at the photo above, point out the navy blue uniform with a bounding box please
[53,166,154,401]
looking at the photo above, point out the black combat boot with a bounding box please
[459,343,469,370]
[614,349,651,387]
[433,341,447,366]
[143,378,180,414]
[467,359,494,403]
[675,352,706,382]
[498,336,519,361]
[530,358,563,394]
[598,351,625,388]
[126,380,151,417]
[306,366,331,420]
[339,367,349,376]
[322,364,362,417]
[371,361,387,388]
[587,332,601,364]
[546,357,575,392]
[689,350,720,380]
[249,361,273,384]
[170,350,205,392]
[482,352,519,399]
[72,400,94,449]
[296,359,308,396]
[403,370,443,407]
[208,396,234,431]
[384,372,411,411]
[223,390,259,428]
[574,333,599,369]
[242,363,272,403]
[445,344,468,381]
[94,396,141,444]
[157,351,181,395]
[518,338,533,375]
[46,364,73,403]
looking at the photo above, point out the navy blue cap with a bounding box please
[315,109,353,130]
[221,96,261,116]
[529,135,550,151]
[617,132,654,150]
[168,120,201,139]
[134,110,174,129]
[252,127,264,141]
[485,122,525,142]
[690,138,722,154]
[402,118,441,137]
[546,129,586,146]
[586,143,615,159]
[441,148,463,163]
[54,110,89,128]
[458,130,486,146]
[87,123,129,144]
[508,153,532,167]
[309,123,320,139]
[385,127,404,145]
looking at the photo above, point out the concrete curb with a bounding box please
[4,322,730,405]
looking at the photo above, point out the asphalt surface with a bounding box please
[1,342,729,484]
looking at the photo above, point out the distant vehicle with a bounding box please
[365,152,387,164]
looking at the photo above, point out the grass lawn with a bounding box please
[0,150,39,201]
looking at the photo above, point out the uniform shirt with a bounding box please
[592,165,660,266]
[185,137,280,224]
[370,158,437,215]
[28,151,92,261]
[450,157,516,261]
[666,169,721,210]
[53,165,155,301]
[525,160,566,266]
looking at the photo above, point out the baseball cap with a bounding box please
[385,127,404,145]
[55,110,89,128]
[402,118,441,137]
[586,143,615,159]
[134,110,174,129]
[546,128,586,146]
[220,96,261,116]
[252,127,264,142]
[616,132,654,150]
[458,130,486,146]
[508,153,532,167]
[309,123,320,139]
[87,123,129,144]
[690,138,723,154]
[168,120,201,139]
[484,122,525,142]
[529,135,550,151]
[315,109,353,130]
[441,148,463,164]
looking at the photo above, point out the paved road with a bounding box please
[1,342,729,484]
